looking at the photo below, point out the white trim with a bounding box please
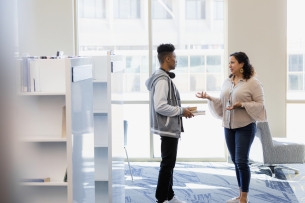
[151,128,177,136]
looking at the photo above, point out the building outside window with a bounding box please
[114,0,141,19]
[79,0,106,19]
[214,0,224,20]
[152,0,173,19]
[288,54,304,91]
[186,0,206,19]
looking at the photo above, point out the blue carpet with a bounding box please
[124,162,301,203]
[276,164,305,203]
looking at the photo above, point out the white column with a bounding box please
[143,0,148,31]
[227,0,287,137]
[177,0,186,50]
[107,0,114,32]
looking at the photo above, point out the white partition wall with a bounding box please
[92,53,125,203]
[66,57,95,202]
[93,55,110,202]
[16,57,95,203]
[110,56,125,203]
[227,0,287,136]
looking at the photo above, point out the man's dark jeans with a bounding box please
[224,122,256,192]
[155,136,179,202]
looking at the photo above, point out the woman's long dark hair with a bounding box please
[229,52,255,79]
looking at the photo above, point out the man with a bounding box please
[145,43,193,203]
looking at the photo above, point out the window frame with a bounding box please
[75,0,227,162]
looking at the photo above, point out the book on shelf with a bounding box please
[62,106,66,138]
[63,168,67,182]
[29,59,41,92]
[19,56,41,92]
[21,57,29,92]
[21,177,50,182]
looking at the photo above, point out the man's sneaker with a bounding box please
[168,196,186,203]
[226,197,240,203]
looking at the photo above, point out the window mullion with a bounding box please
[148,0,154,159]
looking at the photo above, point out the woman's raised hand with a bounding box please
[195,91,210,100]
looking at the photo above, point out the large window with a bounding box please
[172,53,223,98]
[186,0,206,19]
[287,0,305,140]
[77,0,225,161]
[114,0,141,19]
[288,54,304,91]
[152,0,173,19]
[214,0,224,20]
[287,0,305,100]
[79,0,106,19]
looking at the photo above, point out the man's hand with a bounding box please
[183,108,194,118]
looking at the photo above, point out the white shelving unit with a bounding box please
[21,182,68,186]
[92,53,125,203]
[20,137,67,142]
[16,57,95,203]
[18,92,66,95]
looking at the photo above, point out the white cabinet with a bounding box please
[92,53,125,203]
[16,57,95,203]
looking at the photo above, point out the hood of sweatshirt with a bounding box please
[145,69,170,91]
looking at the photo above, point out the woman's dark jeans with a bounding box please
[224,122,256,192]
[155,136,179,202]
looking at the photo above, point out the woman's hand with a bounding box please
[195,91,211,100]
[226,102,243,110]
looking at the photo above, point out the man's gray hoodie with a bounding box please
[145,69,184,138]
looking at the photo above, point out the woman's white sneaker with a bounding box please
[226,197,240,203]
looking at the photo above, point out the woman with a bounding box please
[196,52,267,203]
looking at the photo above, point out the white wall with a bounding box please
[17,0,74,56]
[227,0,287,137]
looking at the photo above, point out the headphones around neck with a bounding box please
[160,68,175,79]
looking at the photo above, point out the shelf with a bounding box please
[93,109,108,115]
[95,179,108,182]
[20,137,67,142]
[93,79,107,83]
[111,55,123,62]
[18,92,65,96]
[21,182,68,186]
[94,144,108,148]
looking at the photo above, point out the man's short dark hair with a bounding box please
[157,43,175,64]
